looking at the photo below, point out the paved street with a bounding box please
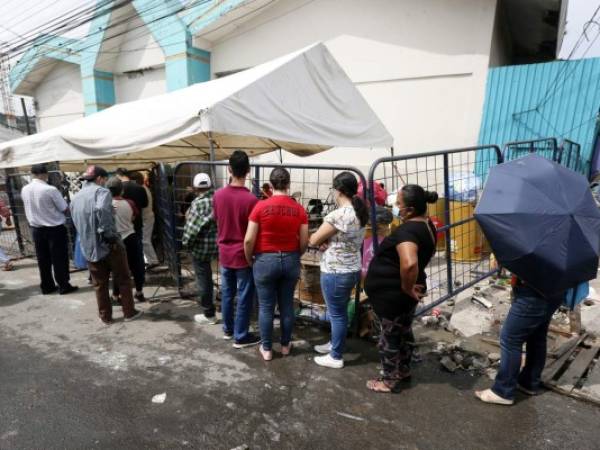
[2,259,600,450]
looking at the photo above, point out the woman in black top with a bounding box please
[365,185,438,393]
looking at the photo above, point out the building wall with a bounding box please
[114,67,167,104]
[34,61,84,131]
[478,57,600,176]
[210,0,498,172]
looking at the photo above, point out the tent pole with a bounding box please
[208,137,216,182]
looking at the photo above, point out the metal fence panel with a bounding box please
[367,145,503,315]
[167,160,367,328]
[503,138,560,164]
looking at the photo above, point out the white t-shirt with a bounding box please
[320,206,365,273]
[112,198,135,240]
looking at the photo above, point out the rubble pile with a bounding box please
[433,340,499,380]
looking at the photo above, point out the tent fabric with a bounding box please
[0,43,393,171]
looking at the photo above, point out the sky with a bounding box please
[558,0,600,59]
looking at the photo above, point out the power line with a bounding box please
[9,0,225,87]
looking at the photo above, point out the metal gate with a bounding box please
[159,160,368,327]
[561,139,583,173]
[367,145,503,315]
[503,138,560,164]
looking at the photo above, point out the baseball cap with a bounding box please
[80,165,109,181]
[193,173,212,188]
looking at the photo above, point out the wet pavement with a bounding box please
[1,259,600,449]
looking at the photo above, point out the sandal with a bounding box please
[281,342,292,356]
[366,378,394,393]
[2,262,14,271]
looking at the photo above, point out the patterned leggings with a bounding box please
[378,311,416,389]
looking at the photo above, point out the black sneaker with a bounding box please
[59,285,79,295]
[42,286,59,295]
[233,333,261,349]
[134,292,146,302]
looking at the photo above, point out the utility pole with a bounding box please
[20,97,31,135]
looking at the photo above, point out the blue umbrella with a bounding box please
[474,154,600,297]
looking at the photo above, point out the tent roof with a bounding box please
[0,43,393,171]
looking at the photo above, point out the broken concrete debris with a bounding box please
[436,340,498,374]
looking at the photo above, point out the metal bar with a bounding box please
[443,153,453,298]
[5,171,25,256]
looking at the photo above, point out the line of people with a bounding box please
[19,164,160,322]
[15,154,564,402]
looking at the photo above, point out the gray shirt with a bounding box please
[70,181,120,263]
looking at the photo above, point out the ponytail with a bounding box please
[333,171,370,227]
[351,195,369,228]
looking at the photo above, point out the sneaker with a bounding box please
[223,332,233,340]
[474,388,514,405]
[314,342,332,354]
[259,346,273,361]
[124,310,144,322]
[194,314,218,325]
[99,317,113,326]
[314,353,344,369]
[134,291,146,302]
[233,333,261,349]
[59,285,79,295]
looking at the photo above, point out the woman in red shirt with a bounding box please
[244,168,309,361]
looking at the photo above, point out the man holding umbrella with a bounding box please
[473,155,600,405]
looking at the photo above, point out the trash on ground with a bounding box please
[152,393,167,404]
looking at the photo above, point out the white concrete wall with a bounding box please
[114,66,166,104]
[209,0,498,173]
[111,16,166,74]
[34,61,84,131]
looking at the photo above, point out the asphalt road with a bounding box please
[2,329,600,450]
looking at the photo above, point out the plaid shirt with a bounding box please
[182,189,217,261]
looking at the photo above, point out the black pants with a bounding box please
[31,225,71,293]
[113,233,145,295]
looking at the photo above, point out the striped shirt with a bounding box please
[21,179,68,227]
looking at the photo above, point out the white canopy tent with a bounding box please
[0,43,393,171]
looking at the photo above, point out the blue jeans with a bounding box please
[253,252,300,351]
[193,258,215,318]
[321,271,360,360]
[492,286,564,400]
[220,266,255,341]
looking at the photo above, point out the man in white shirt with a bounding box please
[21,163,78,295]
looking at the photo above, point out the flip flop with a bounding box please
[2,262,14,271]
[474,389,514,405]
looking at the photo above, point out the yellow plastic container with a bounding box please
[449,201,484,262]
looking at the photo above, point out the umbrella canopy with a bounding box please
[0,43,393,171]
[474,154,600,296]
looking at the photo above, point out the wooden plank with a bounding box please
[553,345,599,393]
[548,325,574,337]
[579,339,600,401]
[542,333,587,384]
[548,336,579,359]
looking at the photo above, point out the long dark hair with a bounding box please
[333,172,369,227]
[401,184,438,216]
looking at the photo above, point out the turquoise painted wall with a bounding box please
[478,58,600,176]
